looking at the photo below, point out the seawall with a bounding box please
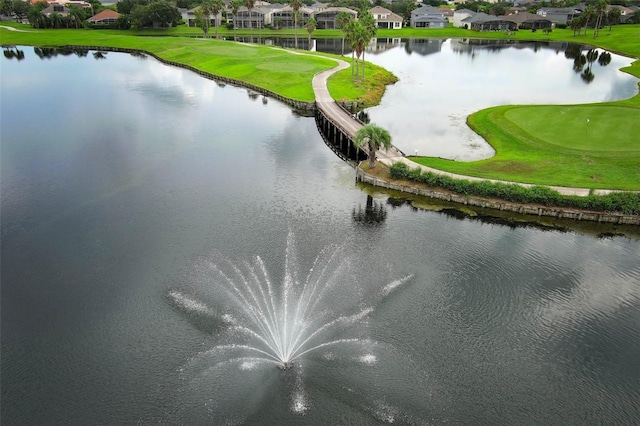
[356,167,640,225]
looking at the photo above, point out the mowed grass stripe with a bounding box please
[415,103,640,190]
[505,106,640,153]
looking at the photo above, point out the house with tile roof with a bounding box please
[370,6,403,29]
[462,12,517,31]
[88,9,120,25]
[502,11,552,30]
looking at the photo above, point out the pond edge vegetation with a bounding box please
[2,23,639,220]
[357,162,640,224]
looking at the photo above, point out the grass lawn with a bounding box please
[414,102,640,190]
[0,23,396,106]
[2,22,640,190]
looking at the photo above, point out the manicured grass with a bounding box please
[0,23,395,105]
[3,22,640,190]
[413,101,640,190]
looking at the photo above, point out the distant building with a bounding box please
[502,12,552,30]
[410,5,447,28]
[370,6,403,29]
[536,7,583,25]
[88,9,121,25]
[314,7,357,30]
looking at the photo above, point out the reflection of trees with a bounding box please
[598,51,611,66]
[93,51,107,60]
[33,46,90,59]
[352,195,387,226]
[565,44,611,84]
[3,47,25,60]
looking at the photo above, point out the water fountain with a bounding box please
[167,232,421,423]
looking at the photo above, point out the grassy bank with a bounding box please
[2,22,639,191]
[0,23,395,106]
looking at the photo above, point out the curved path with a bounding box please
[310,56,619,197]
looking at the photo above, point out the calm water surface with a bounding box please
[1,47,639,425]
[361,38,638,159]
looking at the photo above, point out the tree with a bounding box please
[581,5,595,35]
[607,7,621,30]
[49,11,63,28]
[358,10,376,80]
[67,5,87,28]
[336,11,352,56]
[569,16,582,36]
[1,0,13,17]
[229,0,242,38]
[12,0,29,21]
[592,0,608,38]
[244,0,255,42]
[194,8,210,37]
[306,16,315,50]
[290,0,302,49]
[354,123,392,169]
[27,7,46,28]
[206,0,224,39]
[147,1,180,28]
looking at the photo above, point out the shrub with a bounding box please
[385,162,640,214]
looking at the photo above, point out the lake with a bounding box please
[1,44,639,425]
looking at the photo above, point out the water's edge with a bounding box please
[356,166,640,225]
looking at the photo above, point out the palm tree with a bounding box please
[306,16,316,50]
[194,8,210,37]
[354,123,392,169]
[229,0,242,39]
[581,5,595,36]
[592,0,608,39]
[290,0,302,49]
[607,7,621,30]
[336,11,352,56]
[244,0,255,42]
[209,0,224,39]
[49,11,63,28]
[358,10,377,81]
[569,16,582,36]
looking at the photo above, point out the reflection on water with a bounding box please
[360,38,638,160]
[2,47,639,426]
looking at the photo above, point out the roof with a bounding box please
[370,6,403,22]
[89,9,120,21]
[502,11,550,24]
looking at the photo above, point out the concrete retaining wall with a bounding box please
[356,167,640,225]
[60,45,317,112]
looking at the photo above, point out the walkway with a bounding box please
[311,57,620,198]
[311,58,403,160]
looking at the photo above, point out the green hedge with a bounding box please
[389,162,640,215]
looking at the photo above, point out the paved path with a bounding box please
[309,56,623,197]
[311,58,404,160]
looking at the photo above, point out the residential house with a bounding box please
[438,7,454,23]
[182,6,223,28]
[502,12,552,30]
[271,5,313,29]
[536,7,582,25]
[453,8,475,28]
[370,6,403,29]
[462,12,517,31]
[42,4,70,16]
[234,6,272,29]
[314,7,357,29]
[88,9,120,24]
[410,5,447,28]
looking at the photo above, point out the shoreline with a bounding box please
[3,35,638,219]
[356,166,640,225]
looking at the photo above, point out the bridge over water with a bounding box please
[312,58,404,164]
